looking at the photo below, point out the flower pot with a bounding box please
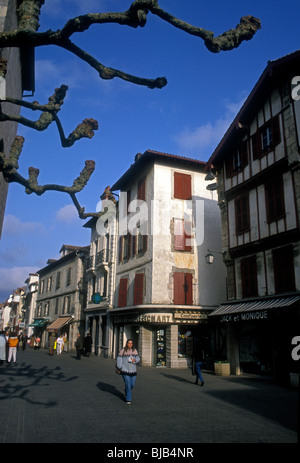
[214,362,230,376]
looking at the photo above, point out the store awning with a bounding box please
[47,317,73,331]
[29,318,48,327]
[209,295,300,317]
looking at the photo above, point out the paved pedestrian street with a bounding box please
[0,348,298,447]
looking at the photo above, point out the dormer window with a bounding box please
[226,140,248,178]
[252,115,281,159]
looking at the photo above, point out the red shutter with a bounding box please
[134,273,144,305]
[174,219,185,250]
[118,237,123,263]
[174,272,185,304]
[185,273,193,305]
[138,178,146,200]
[118,278,128,307]
[174,173,191,200]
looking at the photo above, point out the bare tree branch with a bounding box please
[0,0,261,219]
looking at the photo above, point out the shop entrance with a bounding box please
[156,328,166,366]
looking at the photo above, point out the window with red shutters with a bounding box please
[273,245,295,293]
[173,272,193,305]
[174,219,192,251]
[118,278,128,307]
[235,194,250,234]
[241,256,258,298]
[134,273,144,305]
[265,176,285,223]
[174,172,192,200]
[137,178,146,201]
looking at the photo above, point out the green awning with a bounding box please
[29,319,48,327]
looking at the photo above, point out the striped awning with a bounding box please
[209,295,300,317]
[46,317,73,331]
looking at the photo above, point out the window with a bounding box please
[63,295,70,314]
[265,177,285,222]
[137,225,147,254]
[235,194,250,234]
[173,272,193,305]
[39,280,44,294]
[134,273,144,305]
[44,302,49,316]
[174,172,192,200]
[118,278,128,307]
[252,115,281,159]
[55,272,61,290]
[273,246,295,293]
[66,267,72,286]
[47,276,52,292]
[241,256,258,298]
[55,298,59,315]
[226,140,248,177]
[173,219,192,251]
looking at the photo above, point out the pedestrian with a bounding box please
[75,332,83,360]
[34,336,41,350]
[83,333,92,357]
[0,331,6,365]
[117,339,140,405]
[8,332,19,364]
[56,335,64,354]
[21,332,28,350]
[48,332,56,356]
[193,340,205,386]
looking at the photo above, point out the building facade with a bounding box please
[83,188,118,357]
[109,150,227,367]
[34,244,90,350]
[206,51,300,381]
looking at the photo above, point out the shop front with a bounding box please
[28,318,48,348]
[209,294,300,381]
[111,309,212,368]
[46,316,74,351]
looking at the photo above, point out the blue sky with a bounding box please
[1,0,300,301]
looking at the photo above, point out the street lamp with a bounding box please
[205,249,224,264]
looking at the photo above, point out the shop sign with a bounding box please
[174,312,208,321]
[220,310,268,323]
[114,313,173,324]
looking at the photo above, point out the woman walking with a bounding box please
[117,339,140,405]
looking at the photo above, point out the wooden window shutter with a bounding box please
[138,178,146,200]
[118,278,128,307]
[174,219,185,250]
[174,172,192,200]
[225,155,233,178]
[235,195,250,234]
[241,140,248,167]
[241,256,258,298]
[132,234,136,257]
[265,177,285,222]
[174,272,185,304]
[273,245,295,293]
[185,273,193,305]
[134,273,144,305]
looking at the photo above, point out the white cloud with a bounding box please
[174,97,247,157]
[0,267,38,292]
[55,204,78,223]
[2,214,45,236]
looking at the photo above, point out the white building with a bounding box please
[109,150,227,367]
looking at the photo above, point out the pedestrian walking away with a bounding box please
[75,332,83,360]
[0,331,6,365]
[8,332,19,364]
[116,339,140,404]
[48,332,56,356]
[192,339,205,386]
[20,332,28,351]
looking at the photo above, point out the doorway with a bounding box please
[156,328,166,366]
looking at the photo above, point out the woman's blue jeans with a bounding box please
[195,362,204,383]
[122,374,136,402]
